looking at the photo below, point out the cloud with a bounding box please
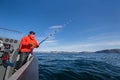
[35,30,120,52]
[43,40,58,44]
[78,31,120,46]
[35,41,120,52]
[35,25,120,52]
[49,25,63,29]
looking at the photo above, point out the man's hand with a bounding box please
[36,45,39,48]
[28,44,33,47]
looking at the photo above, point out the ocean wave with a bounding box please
[39,59,120,80]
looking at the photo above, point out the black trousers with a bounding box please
[15,52,29,70]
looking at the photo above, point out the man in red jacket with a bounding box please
[16,31,39,69]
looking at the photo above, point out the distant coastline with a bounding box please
[95,49,120,53]
[35,49,120,54]
[81,49,120,53]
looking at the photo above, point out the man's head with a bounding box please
[28,31,35,39]
[29,31,35,35]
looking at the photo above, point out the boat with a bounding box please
[0,28,39,80]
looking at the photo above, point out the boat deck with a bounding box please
[8,56,39,80]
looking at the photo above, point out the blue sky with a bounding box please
[0,0,120,52]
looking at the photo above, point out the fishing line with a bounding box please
[38,16,80,45]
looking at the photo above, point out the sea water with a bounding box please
[35,53,120,80]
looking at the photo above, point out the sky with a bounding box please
[0,0,120,52]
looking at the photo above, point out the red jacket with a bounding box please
[19,34,38,53]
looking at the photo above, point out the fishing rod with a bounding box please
[38,28,60,45]
[38,36,49,45]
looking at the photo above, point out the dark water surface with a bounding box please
[35,53,120,80]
